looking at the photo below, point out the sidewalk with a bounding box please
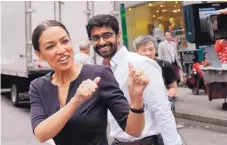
[174,87,227,126]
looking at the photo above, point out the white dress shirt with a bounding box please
[108,46,182,145]
[74,52,94,64]
[168,42,175,63]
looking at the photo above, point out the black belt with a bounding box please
[113,135,160,145]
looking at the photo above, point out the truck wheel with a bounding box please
[11,84,20,107]
[192,88,199,95]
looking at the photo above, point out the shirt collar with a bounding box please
[111,46,128,66]
[164,39,171,44]
[101,46,128,69]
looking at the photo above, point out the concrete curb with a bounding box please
[174,112,227,127]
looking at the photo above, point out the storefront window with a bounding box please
[125,1,187,52]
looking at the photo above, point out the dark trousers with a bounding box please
[172,63,181,83]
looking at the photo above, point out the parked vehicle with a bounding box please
[1,1,118,106]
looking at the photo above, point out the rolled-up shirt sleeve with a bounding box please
[135,59,182,145]
[98,67,129,131]
[29,80,48,133]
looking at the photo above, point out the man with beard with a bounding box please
[86,14,182,145]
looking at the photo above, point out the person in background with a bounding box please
[86,14,182,145]
[29,20,150,145]
[158,31,183,83]
[152,20,164,56]
[133,35,178,100]
[74,41,94,64]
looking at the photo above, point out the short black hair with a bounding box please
[32,20,70,52]
[165,30,172,35]
[86,14,119,38]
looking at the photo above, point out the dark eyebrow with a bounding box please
[43,41,54,48]
[60,35,69,41]
[91,32,114,37]
[43,35,69,47]
[91,35,99,37]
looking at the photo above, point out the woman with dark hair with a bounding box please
[29,20,149,145]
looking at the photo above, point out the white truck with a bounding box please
[1,1,120,106]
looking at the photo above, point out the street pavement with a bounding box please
[176,118,227,145]
[1,92,50,145]
[1,88,227,145]
[175,87,227,126]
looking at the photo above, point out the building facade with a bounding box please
[115,1,204,51]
